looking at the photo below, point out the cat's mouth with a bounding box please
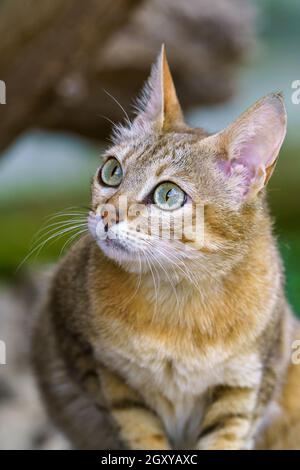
[88,212,137,261]
[97,236,144,269]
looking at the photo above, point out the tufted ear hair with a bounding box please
[212,93,287,200]
[134,45,184,131]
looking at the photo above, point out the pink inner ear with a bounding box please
[219,137,279,195]
[238,133,280,172]
[218,159,233,176]
[218,156,255,195]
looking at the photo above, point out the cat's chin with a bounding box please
[96,238,143,273]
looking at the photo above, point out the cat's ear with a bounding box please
[213,93,287,200]
[134,45,184,130]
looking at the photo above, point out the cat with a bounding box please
[32,46,300,450]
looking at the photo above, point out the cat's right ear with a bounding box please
[134,45,184,131]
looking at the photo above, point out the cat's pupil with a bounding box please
[111,165,118,177]
[166,189,176,201]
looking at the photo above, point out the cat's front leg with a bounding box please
[100,368,171,450]
[53,324,171,449]
[195,385,259,450]
[195,353,264,450]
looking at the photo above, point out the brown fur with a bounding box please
[32,47,300,449]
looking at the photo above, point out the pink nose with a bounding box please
[100,208,120,233]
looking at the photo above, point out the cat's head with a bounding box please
[88,46,287,279]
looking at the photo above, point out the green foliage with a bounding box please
[280,233,300,317]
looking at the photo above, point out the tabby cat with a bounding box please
[32,46,300,450]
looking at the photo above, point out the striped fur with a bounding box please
[32,48,300,450]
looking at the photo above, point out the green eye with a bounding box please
[153,182,186,211]
[100,158,123,187]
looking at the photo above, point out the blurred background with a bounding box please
[0,0,299,449]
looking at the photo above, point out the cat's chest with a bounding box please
[97,326,222,394]
[127,336,221,397]
[95,327,224,446]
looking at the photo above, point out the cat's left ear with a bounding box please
[212,93,287,200]
[134,45,184,131]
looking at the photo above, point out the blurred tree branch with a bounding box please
[0,0,255,153]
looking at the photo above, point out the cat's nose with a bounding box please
[101,208,120,231]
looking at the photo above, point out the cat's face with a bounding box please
[88,46,286,279]
[89,130,240,277]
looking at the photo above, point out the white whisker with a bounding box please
[18,207,88,272]
[102,88,130,122]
